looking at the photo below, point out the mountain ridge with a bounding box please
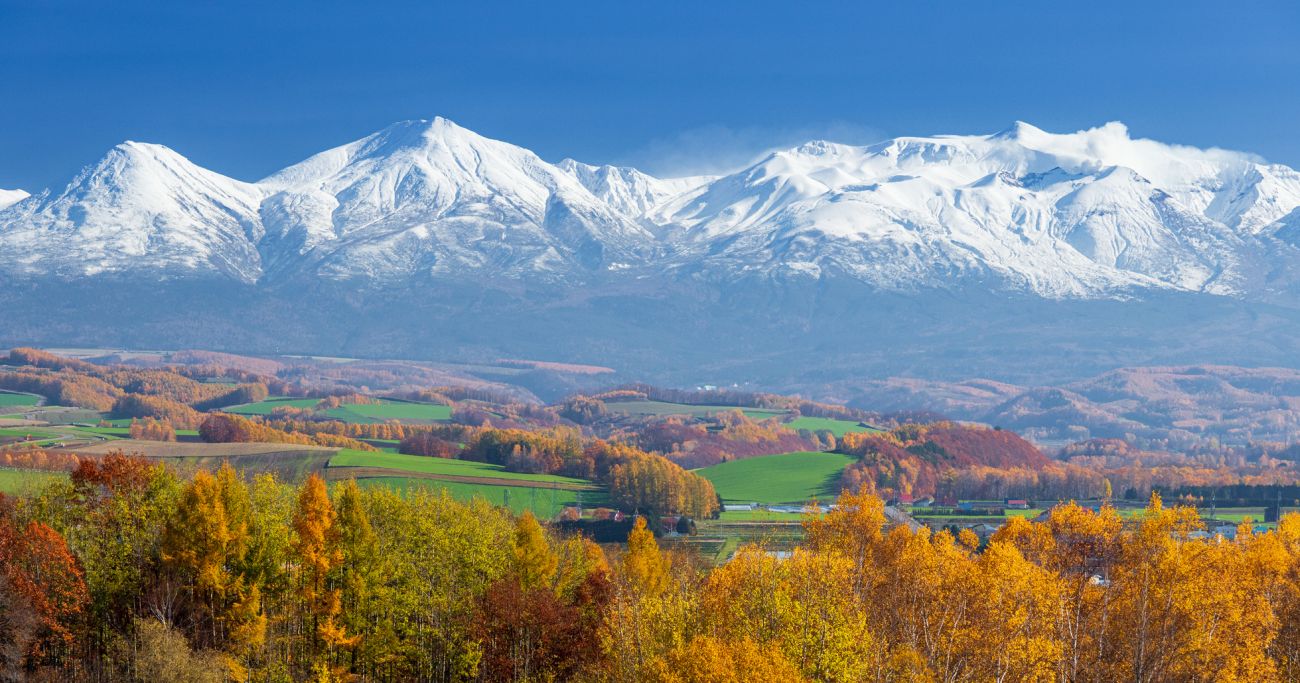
[4,118,1300,299]
[5,119,1300,385]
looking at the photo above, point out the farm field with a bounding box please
[696,451,855,505]
[1198,507,1295,524]
[0,467,67,495]
[1202,508,1264,523]
[716,508,821,522]
[65,439,337,480]
[0,427,61,441]
[224,397,320,415]
[0,391,40,408]
[69,439,335,458]
[71,426,201,440]
[321,400,451,424]
[2,406,102,424]
[785,416,880,437]
[360,439,402,453]
[225,396,452,424]
[327,450,595,488]
[684,518,806,564]
[603,400,788,420]
[352,476,597,518]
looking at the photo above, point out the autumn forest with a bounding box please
[1,348,1300,681]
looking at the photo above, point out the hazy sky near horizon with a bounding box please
[2,1,1299,190]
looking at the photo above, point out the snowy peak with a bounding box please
[0,142,265,281]
[557,158,712,219]
[258,117,659,282]
[0,189,27,210]
[991,120,1048,140]
[262,117,498,189]
[352,116,467,156]
[63,141,264,213]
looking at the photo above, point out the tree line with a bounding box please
[198,414,377,452]
[3,460,1300,681]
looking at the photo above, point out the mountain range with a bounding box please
[5,118,1300,388]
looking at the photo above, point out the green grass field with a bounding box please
[224,397,321,415]
[327,450,594,487]
[0,427,61,442]
[696,451,855,504]
[72,426,199,438]
[603,400,788,420]
[785,416,880,437]
[0,468,66,495]
[226,397,451,424]
[321,400,451,424]
[0,392,40,408]
[717,509,818,521]
[353,477,599,518]
[1199,507,1291,524]
[4,406,102,425]
[75,426,131,437]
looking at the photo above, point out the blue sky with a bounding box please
[2,1,1299,190]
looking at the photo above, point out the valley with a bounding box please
[5,3,1294,678]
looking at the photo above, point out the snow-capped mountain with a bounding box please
[657,121,1300,297]
[3,118,1300,300]
[0,189,27,210]
[5,118,1300,382]
[556,158,712,223]
[0,142,266,281]
[256,118,657,282]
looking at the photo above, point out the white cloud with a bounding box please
[618,121,887,178]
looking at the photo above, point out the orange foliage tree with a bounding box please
[0,504,89,673]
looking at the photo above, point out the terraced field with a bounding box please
[696,451,854,505]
